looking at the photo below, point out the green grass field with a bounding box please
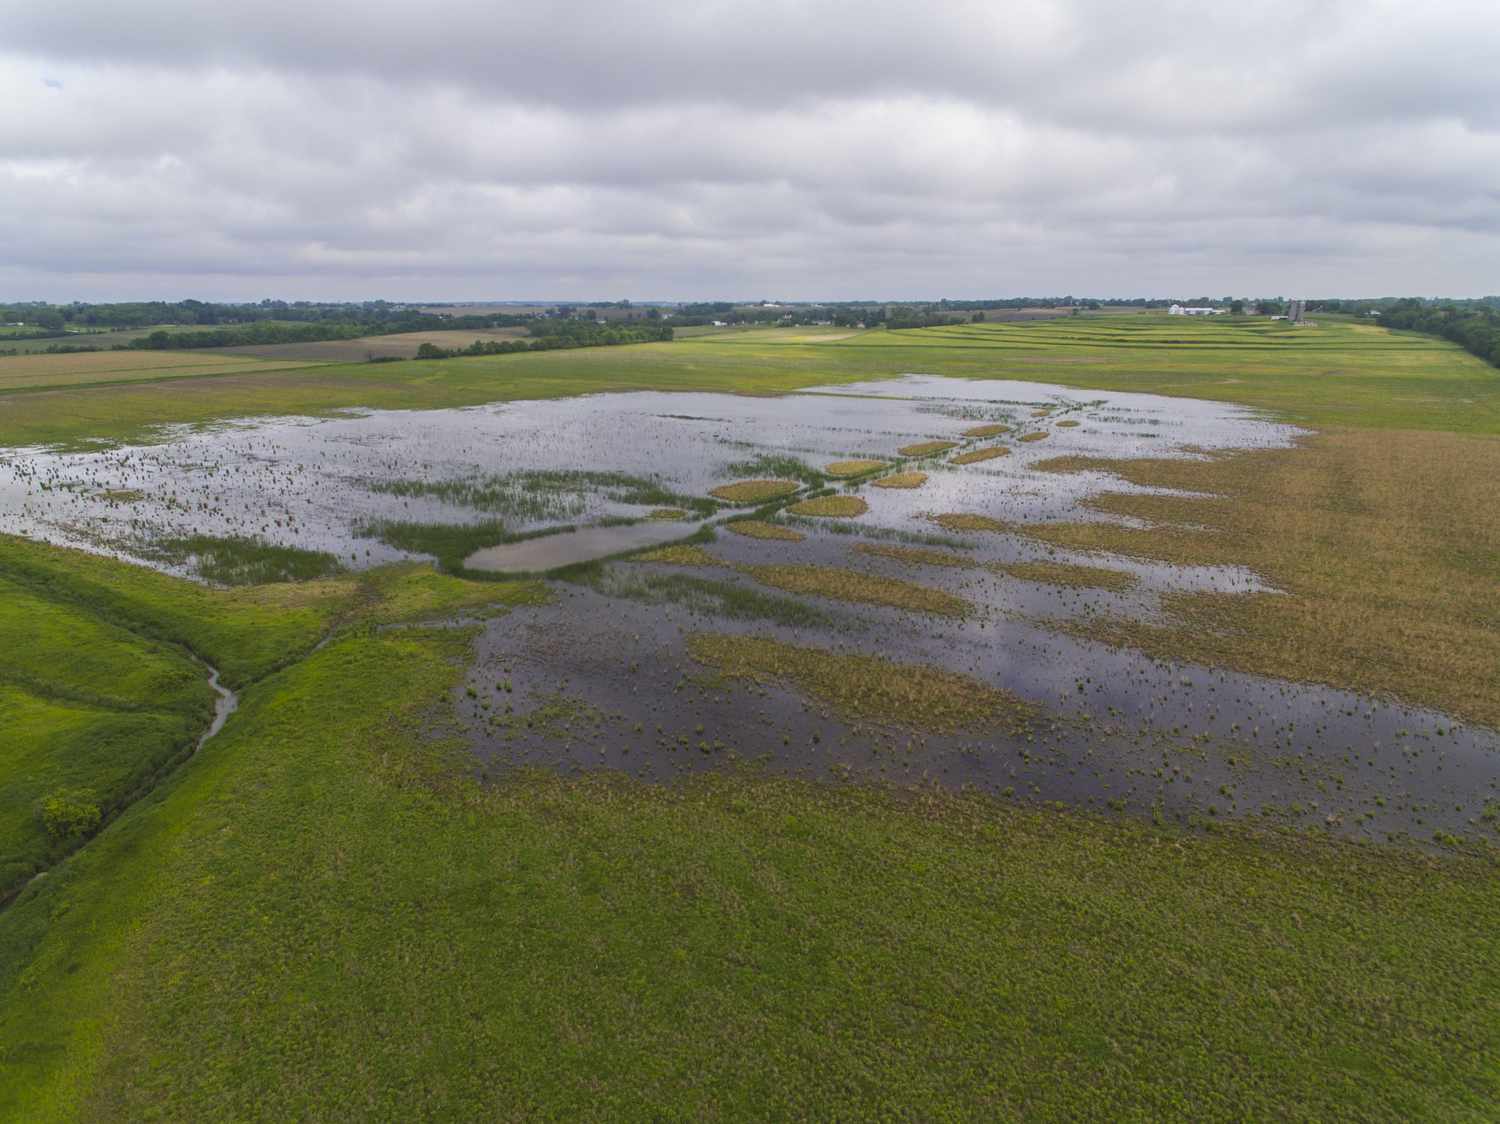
[0,313,1494,448]
[1,313,1497,1118]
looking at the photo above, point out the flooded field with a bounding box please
[0,374,1294,576]
[4,374,1495,843]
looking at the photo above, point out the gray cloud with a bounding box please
[3,0,1498,300]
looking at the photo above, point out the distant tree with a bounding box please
[971,311,986,322]
[1230,300,1245,315]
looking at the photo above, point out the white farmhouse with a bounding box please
[1168,304,1223,316]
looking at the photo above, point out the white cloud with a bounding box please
[2,0,1498,299]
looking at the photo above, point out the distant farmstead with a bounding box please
[1168,304,1224,316]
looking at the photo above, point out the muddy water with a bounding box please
[0,375,1297,578]
[465,520,706,572]
[8,373,1492,842]
[460,581,1500,846]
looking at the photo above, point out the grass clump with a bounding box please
[872,472,928,489]
[825,459,888,478]
[1018,432,1050,443]
[897,440,958,457]
[372,470,718,521]
[710,479,802,504]
[961,423,1011,438]
[998,561,1137,591]
[1055,419,1082,428]
[600,571,834,628]
[853,543,978,569]
[787,495,868,517]
[724,454,825,486]
[647,508,691,521]
[356,518,511,571]
[687,633,1030,731]
[930,513,1010,533]
[744,563,969,617]
[725,520,805,542]
[144,535,344,586]
[630,544,726,567]
[950,446,1011,465]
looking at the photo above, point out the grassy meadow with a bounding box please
[1,312,1498,1117]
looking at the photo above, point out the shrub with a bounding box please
[37,789,102,844]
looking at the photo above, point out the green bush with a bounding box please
[36,789,102,844]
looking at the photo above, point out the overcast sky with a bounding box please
[4,0,1498,302]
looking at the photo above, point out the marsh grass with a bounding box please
[724,454,825,486]
[630,544,727,567]
[998,560,1137,591]
[1025,430,1500,727]
[725,520,805,542]
[897,440,959,457]
[930,513,1011,533]
[145,535,344,586]
[1018,432,1050,443]
[950,446,1011,465]
[744,563,969,617]
[687,632,1031,732]
[871,472,928,489]
[373,470,718,520]
[599,571,834,628]
[786,495,868,517]
[1055,420,1081,428]
[357,519,573,573]
[825,459,889,477]
[853,543,978,569]
[710,479,802,504]
[961,423,1011,438]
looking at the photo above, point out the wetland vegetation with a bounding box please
[2,310,1498,1117]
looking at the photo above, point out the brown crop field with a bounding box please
[0,350,325,393]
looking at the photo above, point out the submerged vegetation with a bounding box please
[687,633,1032,732]
[357,517,513,570]
[744,563,969,617]
[930,513,1011,533]
[141,535,344,586]
[999,560,1137,591]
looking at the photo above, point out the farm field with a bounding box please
[0,348,327,394]
[212,326,530,362]
[0,313,1497,1117]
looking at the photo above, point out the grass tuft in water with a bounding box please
[687,632,1033,732]
[144,536,344,586]
[787,496,868,518]
[872,472,928,489]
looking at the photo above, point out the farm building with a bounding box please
[1168,304,1224,316]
